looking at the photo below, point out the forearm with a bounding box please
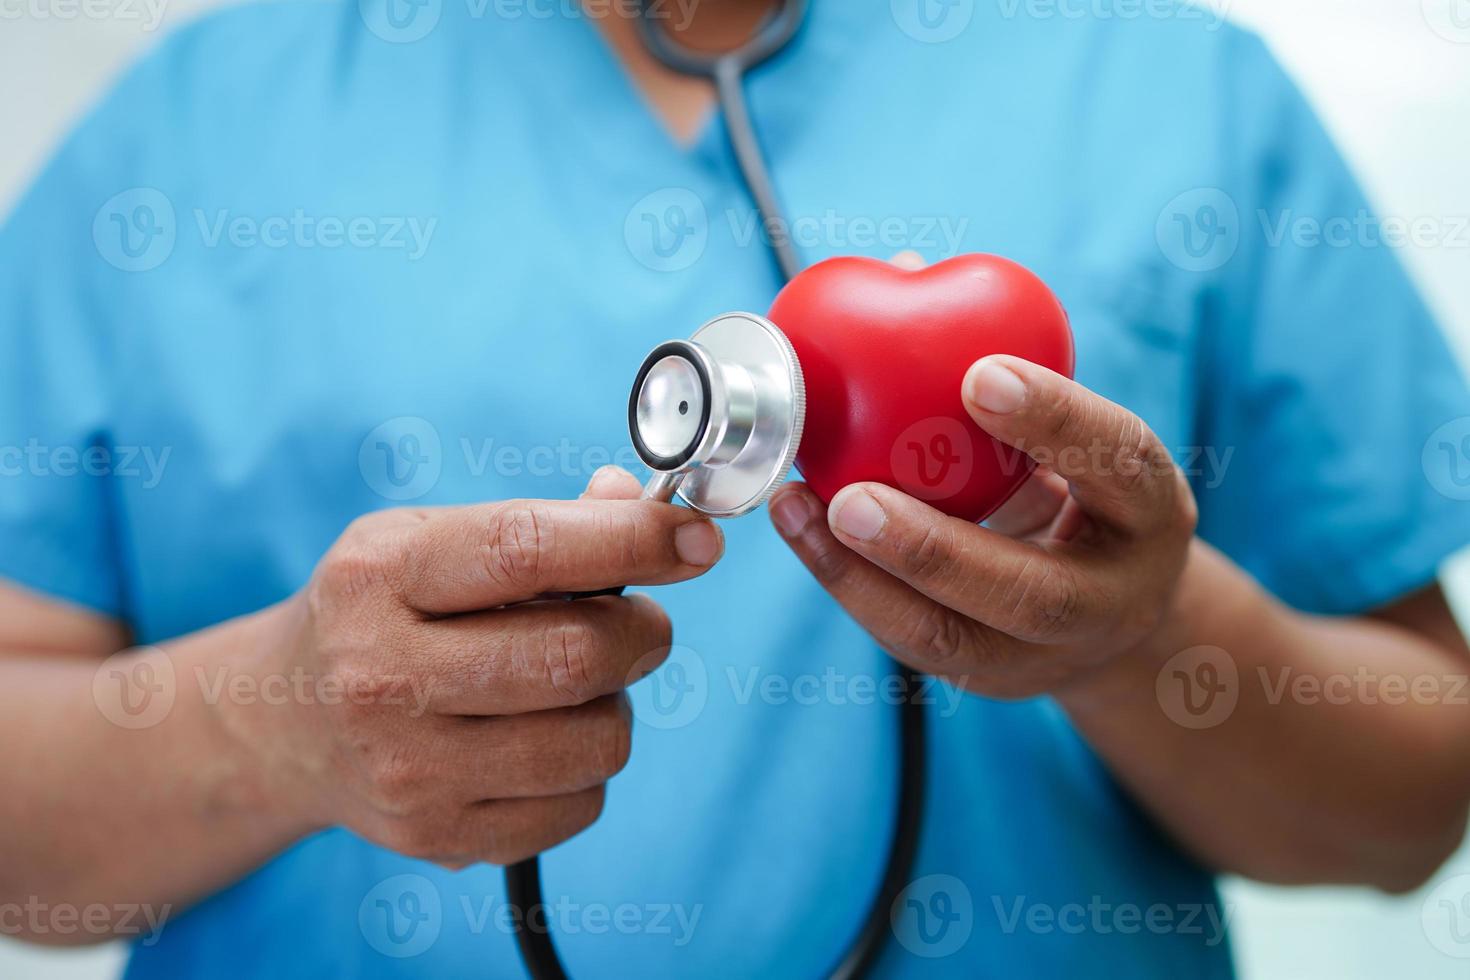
[1059,540,1470,892]
[0,606,311,944]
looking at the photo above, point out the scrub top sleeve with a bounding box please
[0,45,181,618]
[1193,31,1470,616]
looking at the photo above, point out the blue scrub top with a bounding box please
[3,2,1468,977]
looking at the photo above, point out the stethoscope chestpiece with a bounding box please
[627,313,804,518]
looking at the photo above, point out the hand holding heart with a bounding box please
[766,254,1199,699]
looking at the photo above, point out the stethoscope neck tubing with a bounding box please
[634,0,808,77]
[634,0,808,283]
[712,58,803,283]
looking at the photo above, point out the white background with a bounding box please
[1,0,1468,977]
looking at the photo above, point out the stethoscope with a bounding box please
[506,2,927,976]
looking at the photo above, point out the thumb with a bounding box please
[580,465,644,501]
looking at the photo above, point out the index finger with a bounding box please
[961,355,1184,534]
[398,498,723,615]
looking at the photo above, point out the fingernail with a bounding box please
[831,489,885,541]
[585,465,624,495]
[965,358,1027,415]
[770,493,811,537]
[675,521,722,566]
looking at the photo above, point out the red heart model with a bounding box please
[767,254,1074,523]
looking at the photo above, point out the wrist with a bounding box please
[203,598,327,840]
[1055,539,1269,719]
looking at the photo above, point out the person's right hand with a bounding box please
[230,466,721,868]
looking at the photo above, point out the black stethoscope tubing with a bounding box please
[634,0,808,283]
[506,3,928,977]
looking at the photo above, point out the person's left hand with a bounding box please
[767,351,1199,700]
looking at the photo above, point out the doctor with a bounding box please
[1,1,1469,977]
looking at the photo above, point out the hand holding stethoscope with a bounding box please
[506,310,926,980]
[503,2,927,978]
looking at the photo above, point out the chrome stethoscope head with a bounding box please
[627,312,805,518]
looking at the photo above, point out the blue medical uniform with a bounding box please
[2,2,1467,977]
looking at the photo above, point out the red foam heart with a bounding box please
[768,254,1074,523]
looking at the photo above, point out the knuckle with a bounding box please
[367,752,428,812]
[1173,478,1201,537]
[311,614,370,675]
[1110,418,1156,496]
[805,536,855,589]
[340,511,388,544]
[620,506,654,568]
[622,627,672,687]
[1015,562,1082,640]
[379,815,441,861]
[482,502,551,592]
[1042,392,1081,445]
[569,784,608,832]
[1147,433,1178,480]
[481,790,607,865]
[588,703,633,780]
[897,605,969,666]
[628,596,673,653]
[905,521,955,584]
[543,617,606,704]
[338,665,396,712]
[317,542,396,601]
[1111,414,1172,501]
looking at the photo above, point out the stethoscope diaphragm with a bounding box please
[627,312,805,517]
